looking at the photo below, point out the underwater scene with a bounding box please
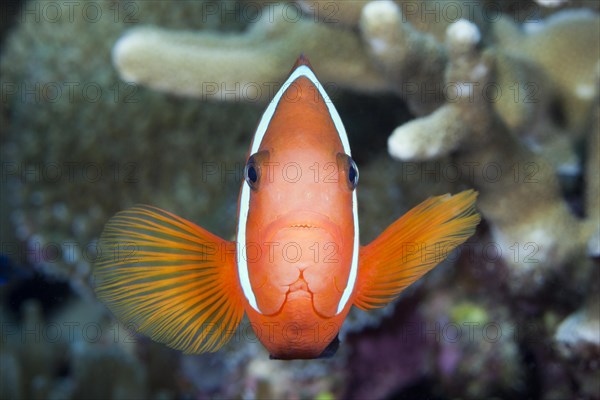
[1,0,599,399]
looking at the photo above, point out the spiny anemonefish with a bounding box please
[94,55,480,360]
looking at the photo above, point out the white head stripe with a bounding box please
[237,63,359,315]
[336,189,359,314]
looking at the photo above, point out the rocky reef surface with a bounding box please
[1,1,598,399]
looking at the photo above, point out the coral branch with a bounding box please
[359,0,447,115]
[586,97,600,256]
[388,105,467,160]
[388,18,595,293]
[112,4,386,102]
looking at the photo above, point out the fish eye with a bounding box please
[244,154,260,190]
[348,157,359,190]
[247,165,258,184]
[243,150,269,191]
[337,153,359,191]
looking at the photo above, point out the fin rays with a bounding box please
[94,205,243,354]
[354,190,480,310]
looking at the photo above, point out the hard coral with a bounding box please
[359,0,448,115]
[112,3,386,102]
[387,17,597,292]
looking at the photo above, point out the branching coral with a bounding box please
[488,10,600,176]
[359,0,448,115]
[493,9,600,133]
[113,3,386,102]
[112,1,598,182]
[585,97,600,256]
[388,17,596,292]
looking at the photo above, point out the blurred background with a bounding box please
[1,0,598,399]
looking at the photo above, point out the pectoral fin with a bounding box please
[354,190,480,310]
[94,205,244,353]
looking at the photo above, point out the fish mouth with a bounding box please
[283,275,316,312]
[286,287,312,301]
[282,276,334,319]
[262,210,343,244]
[287,223,320,229]
[285,290,312,302]
[286,274,312,298]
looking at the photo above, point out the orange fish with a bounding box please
[94,56,480,360]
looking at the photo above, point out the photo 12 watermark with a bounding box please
[1,81,139,104]
[0,319,548,347]
[18,1,140,24]
[1,162,139,184]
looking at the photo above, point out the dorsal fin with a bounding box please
[288,54,313,76]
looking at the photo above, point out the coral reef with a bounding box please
[112,2,386,102]
[386,13,597,292]
[359,0,448,115]
[109,0,599,275]
[1,0,256,296]
[346,278,523,400]
[554,289,600,399]
[0,297,150,399]
[1,0,599,399]
[111,1,599,275]
[585,97,600,257]
[380,5,599,398]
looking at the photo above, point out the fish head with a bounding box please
[236,58,359,321]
